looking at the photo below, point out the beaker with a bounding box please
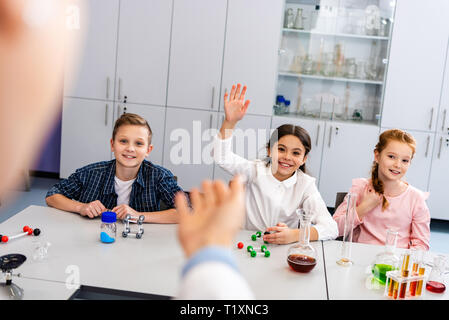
[287,208,317,273]
[426,255,447,294]
[293,8,305,30]
[321,52,335,77]
[336,193,357,266]
[371,229,400,285]
[302,54,314,74]
[284,8,295,29]
[344,58,357,79]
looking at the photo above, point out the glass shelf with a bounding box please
[283,28,390,41]
[278,71,384,85]
[275,0,396,124]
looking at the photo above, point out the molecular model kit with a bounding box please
[237,231,271,258]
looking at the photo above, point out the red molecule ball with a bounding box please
[1,236,8,243]
[27,228,33,235]
[237,242,244,249]
[23,226,30,232]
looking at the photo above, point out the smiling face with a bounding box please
[268,134,307,181]
[374,140,413,182]
[111,124,153,170]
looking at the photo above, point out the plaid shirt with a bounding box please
[46,160,183,212]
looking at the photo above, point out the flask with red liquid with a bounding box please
[426,255,446,294]
[287,208,317,273]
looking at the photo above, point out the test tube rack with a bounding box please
[384,270,427,300]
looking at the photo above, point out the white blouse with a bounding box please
[213,134,338,240]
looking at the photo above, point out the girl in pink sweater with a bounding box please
[333,129,430,250]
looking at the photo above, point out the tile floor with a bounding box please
[1,176,448,254]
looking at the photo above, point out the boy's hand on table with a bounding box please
[112,204,138,220]
[78,200,106,218]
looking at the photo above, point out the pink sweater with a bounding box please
[333,178,430,250]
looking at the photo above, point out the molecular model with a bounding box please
[236,231,271,258]
[122,215,145,239]
[0,226,41,244]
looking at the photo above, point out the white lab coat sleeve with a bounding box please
[212,134,256,183]
[177,246,254,300]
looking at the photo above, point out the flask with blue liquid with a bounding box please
[100,211,117,243]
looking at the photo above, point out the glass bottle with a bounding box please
[371,229,400,285]
[284,8,295,29]
[287,208,317,273]
[293,8,305,30]
[100,211,117,243]
[426,255,447,294]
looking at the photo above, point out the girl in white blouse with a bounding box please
[213,84,338,244]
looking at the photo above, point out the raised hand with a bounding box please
[223,84,250,124]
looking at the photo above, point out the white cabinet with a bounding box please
[115,0,172,106]
[381,0,449,131]
[380,128,433,192]
[213,114,272,182]
[437,39,449,136]
[221,0,283,116]
[118,103,166,166]
[271,116,325,181]
[163,108,218,190]
[427,134,449,220]
[60,98,114,178]
[319,122,379,206]
[167,0,227,110]
[64,0,119,100]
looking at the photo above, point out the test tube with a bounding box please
[399,270,409,299]
[416,266,426,296]
[388,277,396,297]
[393,280,399,299]
[409,249,422,296]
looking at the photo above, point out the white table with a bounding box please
[323,240,449,300]
[0,206,327,300]
[1,206,447,300]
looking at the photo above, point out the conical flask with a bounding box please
[371,229,400,284]
[287,208,317,273]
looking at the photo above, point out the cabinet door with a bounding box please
[163,108,218,190]
[115,0,172,106]
[221,0,283,116]
[167,0,227,110]
[64,0,119,100]
[271,116,325,182]
[213,114,272,183]
[118,104,166,166]
[437,40,449,135]
[381,0,449,131]
[427,134,449,220]
[319,122,379,207]
[60,98,113,178]
[380,129,433,192]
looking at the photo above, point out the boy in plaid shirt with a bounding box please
[46,113,184,223]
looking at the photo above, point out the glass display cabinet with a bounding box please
[275,0,396,125]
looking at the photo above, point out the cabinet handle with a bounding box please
[328,126,333,148]
[105,104,109,126]
[442,109,447,131]
[118,78,122,100]
[106,77,110,99]
[117,105,121,119]
[438,137,443,159]
[211,86,215,109]
[209,114,213,129]
[429,108,434,130]
[425,135,430,158]
[315,124,320,146]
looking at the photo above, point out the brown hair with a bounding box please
[371,129,416,210]
[112,113,152,145]
[266,124,312,173]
